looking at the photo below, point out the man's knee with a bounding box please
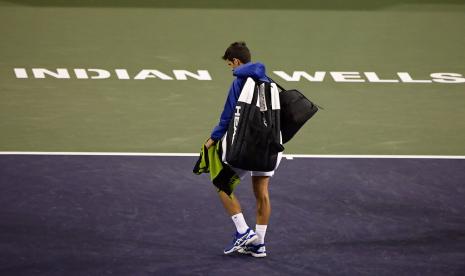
[254,188,270,203]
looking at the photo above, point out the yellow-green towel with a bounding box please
[193,142,240,196]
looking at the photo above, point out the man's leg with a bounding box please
[218,191,249,233]
[219,191,257,254]
[252,176,271,225]
[238,175,270,257]
[218,191,242,216]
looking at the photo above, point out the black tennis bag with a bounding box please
[273,81,320,144]
[222,78,284,171]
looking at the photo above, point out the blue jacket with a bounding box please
[210,62,270,141]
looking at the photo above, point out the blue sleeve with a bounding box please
[210,78,245,141]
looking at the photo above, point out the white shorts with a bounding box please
[231,152,283,179]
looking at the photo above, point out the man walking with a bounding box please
[204,42,281,258]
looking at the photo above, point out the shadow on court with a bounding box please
[1,0,464,11]
[0,155,464,275]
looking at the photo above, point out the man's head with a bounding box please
[222,41,251,69]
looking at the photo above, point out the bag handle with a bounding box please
[266,76,325,110]
[266,76,286,92]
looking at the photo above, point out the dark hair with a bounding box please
[222,41,251,63]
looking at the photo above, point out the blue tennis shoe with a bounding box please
[223,228,257,254]
[238,243,267,258]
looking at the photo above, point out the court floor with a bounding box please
[1,154,464,275]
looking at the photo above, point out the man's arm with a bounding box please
[206,78,244,148]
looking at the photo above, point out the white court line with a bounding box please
[283,154,465,160]
[0,152,198,157]
[0,151,464,159]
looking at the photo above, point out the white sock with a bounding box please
[254,224,267,245]
[231,213,249,234]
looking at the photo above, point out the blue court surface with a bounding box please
[1,154,464,275]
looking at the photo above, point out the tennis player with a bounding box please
[205,41,280,258]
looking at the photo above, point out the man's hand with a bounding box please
[204,138,216,149]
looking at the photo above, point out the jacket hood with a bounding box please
[233,62,267,80]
